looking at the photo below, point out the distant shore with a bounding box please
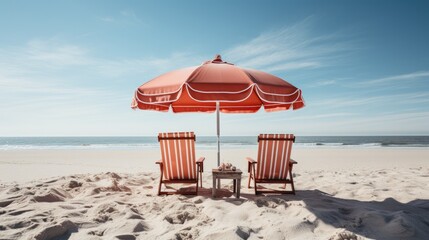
[2,136,429,151]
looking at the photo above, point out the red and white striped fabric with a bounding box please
[158,132,197,180]
[256,134,295,180]
[132,55,305,113]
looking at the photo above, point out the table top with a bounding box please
[212,169,242,174]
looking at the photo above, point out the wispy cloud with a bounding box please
[120,10,143,24]
[356,71,429,87]
[281,112,356,121]
[0,38,202,82]
[98,10,143,25]
[26,40,91,66]
[305,79,345,88]
[292,111,429,135]
[0,38,204,126]
[94,52,202,78]
[99,17,115,23]
[223,111,355,124]
[312,92,429,108]
[222,17,354,72]
[319,111,429,130]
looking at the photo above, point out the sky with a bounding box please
[0,0,428,136]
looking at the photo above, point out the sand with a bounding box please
[0,148,428,239]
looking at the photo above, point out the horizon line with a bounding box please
[1,134,429,138]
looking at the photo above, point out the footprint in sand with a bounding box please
[175,226,199,240]
[164,210,195,224]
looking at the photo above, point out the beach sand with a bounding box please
[0,148,428,239]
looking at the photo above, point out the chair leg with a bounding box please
[158,172,163,195]
[196,164,201,195]
[196,167,199,189]
[252,166,258,195]
[248,172,252,188]
[254,183,258,195]
[247,161,250,188]
[196,163,203,188]
[289,168,295,195]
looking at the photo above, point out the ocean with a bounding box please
[0,136,428,150]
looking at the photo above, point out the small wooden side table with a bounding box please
[212,169,242,198]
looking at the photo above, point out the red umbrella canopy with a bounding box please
[132,55,305,113]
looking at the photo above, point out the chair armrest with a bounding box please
[289,159,297,172]
[196,157,205,172]
[246,157,257,173]
[156,160,163,172]
[246,157,257,164]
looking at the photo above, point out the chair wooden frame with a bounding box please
[156,132,205,195]
[247,134,298,195]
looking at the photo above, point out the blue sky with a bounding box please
[0,0,428,136]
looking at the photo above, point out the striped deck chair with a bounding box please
[247,134,298,195]
[156,132,205,195]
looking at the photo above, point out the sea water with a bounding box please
[0,136,428,150]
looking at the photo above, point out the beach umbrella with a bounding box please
[132,55,305,166]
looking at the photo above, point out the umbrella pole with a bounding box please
[216,101,221,188]
[216,101,220,167]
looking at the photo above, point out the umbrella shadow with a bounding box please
[160,183,429,239]
[162,184,238,198]
[241,189,429,239]
[169,182,428,239]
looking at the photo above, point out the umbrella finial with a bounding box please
[211,54,223,63]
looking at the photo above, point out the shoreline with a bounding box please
[2,144,429,151]
[3,135,429,151]
[1,147,428,183]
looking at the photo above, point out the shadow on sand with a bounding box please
[294,190,429,239]
[192,187,429,239]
